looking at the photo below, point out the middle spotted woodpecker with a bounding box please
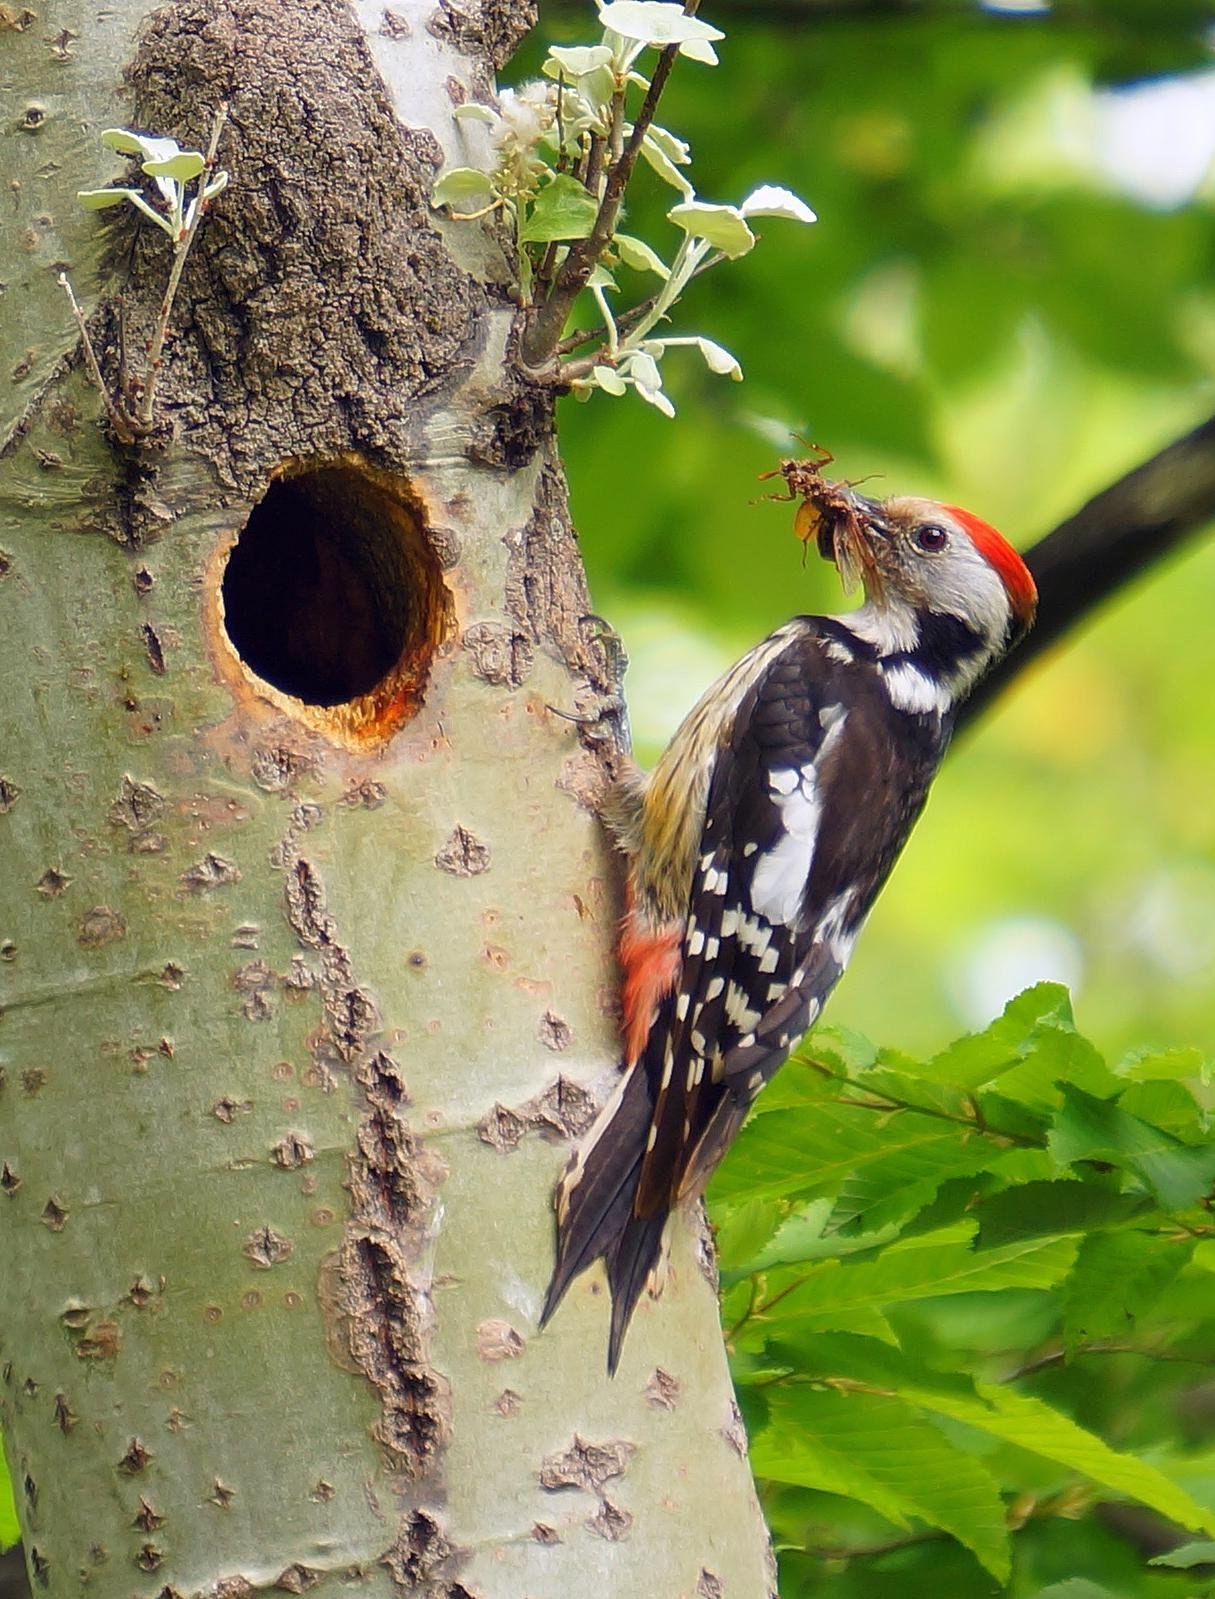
[540,473,1037,1372]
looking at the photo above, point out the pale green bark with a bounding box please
[0,3,773,1596]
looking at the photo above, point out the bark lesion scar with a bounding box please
[277,824,450,1482]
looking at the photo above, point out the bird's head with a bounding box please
[819,490,1037,651]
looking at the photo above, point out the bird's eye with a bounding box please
[913,524,949,553]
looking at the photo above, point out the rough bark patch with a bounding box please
[505,460,608,683]
[114,0,485,499]
[476,1074,596,1151]
[644,1367,681,1410]
[461,620,533,687]
[384,1510,471,1598]
[427,0,538,70]
[276,826,451,1493]
[538,1434,634,1493]
[434,824,491,876]
[475,1318,525,1361]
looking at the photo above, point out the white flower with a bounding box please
[494,82,556,157]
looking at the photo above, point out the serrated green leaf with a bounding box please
[713,1193,790,1273]
[929,983,1074,1089]
[520,174,599,243]
[1148,1540,1215,1568]
[753,1387,1010,1580]
[975,1180,1150,1248]
[430,167,497,209]
[759,1230,1077,1328]
[1062,1229,1192,1355]
[712,1101,966,1204]
[1117,1046,1209,1083]
[904,1382,1215,1540]
[720,1198,836,1277]
[1050,1083,1215,1207]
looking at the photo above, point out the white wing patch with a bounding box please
[749,762,822,926]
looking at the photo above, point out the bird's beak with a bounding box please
[818,488,889,599]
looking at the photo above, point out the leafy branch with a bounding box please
[61,108,229,443]
[429,1,815,415]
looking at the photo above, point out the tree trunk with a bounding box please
[0,4,774,1596]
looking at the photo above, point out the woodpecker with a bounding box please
[541,477,1037,1372]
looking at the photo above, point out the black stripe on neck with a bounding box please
[885,609,985,678]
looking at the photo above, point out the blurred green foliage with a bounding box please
[0,1465,16,1554]
[708,985,1215,1597]
[524,0,1215,1061]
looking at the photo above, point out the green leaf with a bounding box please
[430,167,497,210]
[142,149,205,182]
[758,1230,1077,1330]
[639,135,695,198]
[1117,1046,1208,1084]
[1062,1229,1192,1356]
[598,2,724,52]
[99,127,180,163]
[1050,1083,1215,1207]
[543,44,614,76]
[740,183,817,225]
[645,123,691,165]
[713,1194,789,1273]
[1148,1540,1215,1568]
[1029,1584,1123,1599]
[77,186,141,209]
[753,1387,1011,1580]
[687,336,743,379]
[905,1382,1215,1539]
[975,1180,1150,1248]
[928,983,1075,1090]
[590,365,628,397]
[519,174,599,243]
[615,233,669,278]
[668,200,755,258]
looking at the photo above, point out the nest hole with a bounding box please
[219,463,449,742]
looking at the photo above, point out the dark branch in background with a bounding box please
[958,411,1215,733]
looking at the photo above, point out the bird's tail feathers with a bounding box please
[605,1212,666,1374]
[540,1062,665,1370]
